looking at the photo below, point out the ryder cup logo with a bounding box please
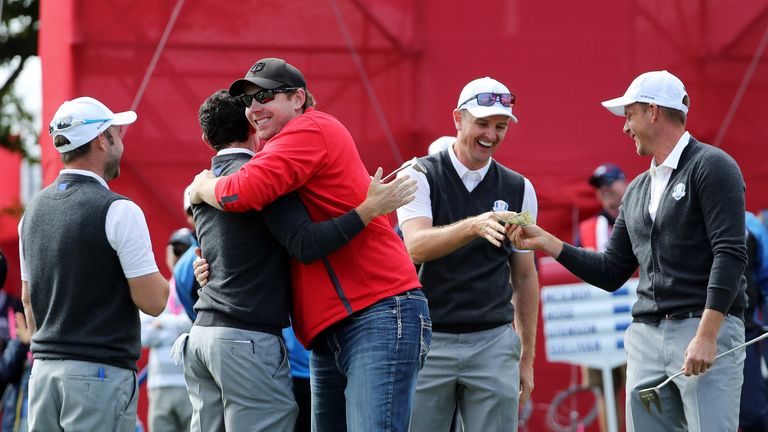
[492,200,509,212]
[671,183,686,201]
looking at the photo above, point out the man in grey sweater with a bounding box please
[509,70,747,431]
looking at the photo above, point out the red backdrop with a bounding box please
[29,0,768,429]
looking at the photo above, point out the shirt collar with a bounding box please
[448,144,492,180]
[59,169,109,189]
[651,131,690,171]
[217,147,256,157]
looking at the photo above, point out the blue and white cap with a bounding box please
[49,97,137,153]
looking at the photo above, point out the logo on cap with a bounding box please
[251,62,265,73]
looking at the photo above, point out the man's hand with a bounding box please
[356,167,418,225]
[471,211,509,247]
[682,309,724,376]
[507,224,564,257]
[188,170,216,205]
[193,247,210,287]
[519,358,534,407]
[683,335,717,376]
[14,311,30,345]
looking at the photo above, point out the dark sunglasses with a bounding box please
[49,116,111,134]
[239,87,299,107]
[459,92,515,109]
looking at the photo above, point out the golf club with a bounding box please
[638,330,768,414]
[381,157,427,182]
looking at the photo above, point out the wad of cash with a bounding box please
[494,210,535,227]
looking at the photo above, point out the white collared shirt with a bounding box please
[445,145,492,192]
[19,169,159,280]
[217,148,256,157]
[648,131,690,221]
[396,145,538,253]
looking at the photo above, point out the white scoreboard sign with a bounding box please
[541,278,638,369]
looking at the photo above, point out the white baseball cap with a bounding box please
[601,70,689,116]
[49,97,137,153]
[456,77,518,123]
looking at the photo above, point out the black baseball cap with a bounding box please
[229,58,307,96]
[589,163,626,188]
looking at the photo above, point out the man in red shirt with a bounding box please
[188,58,430,432]
[577,163,627,252]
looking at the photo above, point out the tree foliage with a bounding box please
[0,0,39,160]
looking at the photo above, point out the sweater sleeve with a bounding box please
[557,208,639,291]
[696,150,747,313]
[263,192,366,264]
[215,116,328,212]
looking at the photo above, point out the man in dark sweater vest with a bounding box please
[182,90,417,432]
[397,77,540,432]
[510,70,747,431]
[20,97,169,431]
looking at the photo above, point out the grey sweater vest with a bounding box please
[22,174,140,370]
[419,151,525,332]
[192,153,291,333]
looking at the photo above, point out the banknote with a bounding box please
[494,210,535,226]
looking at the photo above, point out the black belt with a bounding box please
[634,309,744,326]
[662,310,704,320]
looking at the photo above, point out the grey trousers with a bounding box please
[625,316,745,432]
[148,386,192,432]
[28,359,138,432]
[410,324,521,432]
[183,326,297,432]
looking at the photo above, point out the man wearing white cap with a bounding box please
[509,70,747,431]
[397,77,540,431]
[19,97,169,431]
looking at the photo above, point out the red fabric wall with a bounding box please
[0,147,22,299]
[34,0,768,429]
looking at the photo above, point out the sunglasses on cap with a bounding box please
[49,116,111,134]
[459,92,516,109]
[239,87,299,107]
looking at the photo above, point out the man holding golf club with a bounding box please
[508,70,747,431]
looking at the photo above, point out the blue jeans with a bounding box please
[310,289,431,432]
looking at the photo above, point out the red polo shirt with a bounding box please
[216,108,420,346]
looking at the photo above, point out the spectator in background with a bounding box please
[20,96,168,431]
[577,163,628,432]
[0,250,31,432]
[173,188,200,321]
[739,211,768,432]
[140,229,194,432]
[577,163,627,251]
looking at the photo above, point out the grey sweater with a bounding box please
[558,137,747,322]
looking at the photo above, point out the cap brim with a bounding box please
[229,77,285,96]
[465,105,519,123]
[601,96,636,116]
[111,111,137,126]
